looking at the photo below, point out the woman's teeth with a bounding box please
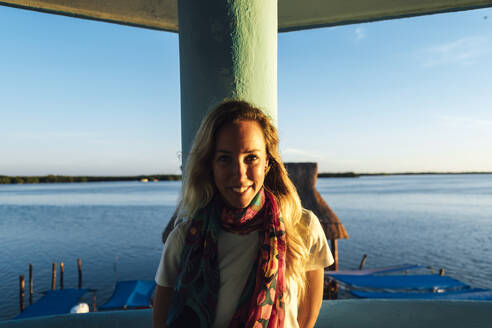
[232,186,250,193]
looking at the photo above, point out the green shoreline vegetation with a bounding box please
[0,174,181,184]
[359,172,492,176]
[319,172,492,178]
[1,172,491,184]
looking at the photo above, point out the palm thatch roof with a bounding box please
[285,162,349,240]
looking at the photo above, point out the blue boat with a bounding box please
[326,264,492,302]
[99,280,156,311]
[327,274,469,291]
[351,289,492,300]
[13,279,155,320]
[15,289,90,320]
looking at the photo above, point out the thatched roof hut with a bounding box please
[284,162,349,241]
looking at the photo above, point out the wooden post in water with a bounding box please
[330,239,339,271]
[60,262,64,289]
[29,264,33,305]
[359,254,368,270]
[77,258,82,289]
[92,291,97,312]
[439,268,445,276]
[326,239,339,299]
[19,275,25,313]
[51,262,57,290]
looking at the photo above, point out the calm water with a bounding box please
[1,175,491,320]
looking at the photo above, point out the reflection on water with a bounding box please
[0,176,491,320]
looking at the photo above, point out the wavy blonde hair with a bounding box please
[178,99,309,299]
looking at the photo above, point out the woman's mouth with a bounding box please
[231,186,252,194]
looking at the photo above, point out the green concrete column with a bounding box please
[178,0,278,170]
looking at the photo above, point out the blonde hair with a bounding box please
[179,99,309,299]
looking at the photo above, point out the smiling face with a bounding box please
[212,120,269,208]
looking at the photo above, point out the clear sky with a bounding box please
[1,6,491,175]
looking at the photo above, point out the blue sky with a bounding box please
[1,6,491,175]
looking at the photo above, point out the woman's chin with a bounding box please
[225,199,249,209]
[223,194,254,209]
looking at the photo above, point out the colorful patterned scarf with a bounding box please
[166,188,286,328]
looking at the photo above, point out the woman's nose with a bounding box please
[232,159,247,178]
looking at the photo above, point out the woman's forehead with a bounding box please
[215,120,267,151]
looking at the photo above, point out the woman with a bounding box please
[153,100,333,328]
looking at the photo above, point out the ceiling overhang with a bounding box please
[1,0,492,32]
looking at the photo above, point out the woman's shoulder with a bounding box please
[165,218,191,246]
[174,217,191,231]
[298,208,334,269]
[298,208,320,230]
[295,208,327,247]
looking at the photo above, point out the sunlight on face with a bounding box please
[212,120,269,208]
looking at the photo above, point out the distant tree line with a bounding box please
[318,172,360,178]
[358,172,492,176]
[0,174,181,184]
[317,171,491,178]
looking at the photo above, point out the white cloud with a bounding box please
[281,147,320,160]
[438,114,492,128]
[281,147,361,171]
[355,27,366,40]
[418,36,490,67]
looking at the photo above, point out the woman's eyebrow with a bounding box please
[215,149,262,153]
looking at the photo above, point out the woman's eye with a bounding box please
[245,155,258,162]
[217,155,231,162]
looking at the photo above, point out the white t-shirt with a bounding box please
[155,209,333,328]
